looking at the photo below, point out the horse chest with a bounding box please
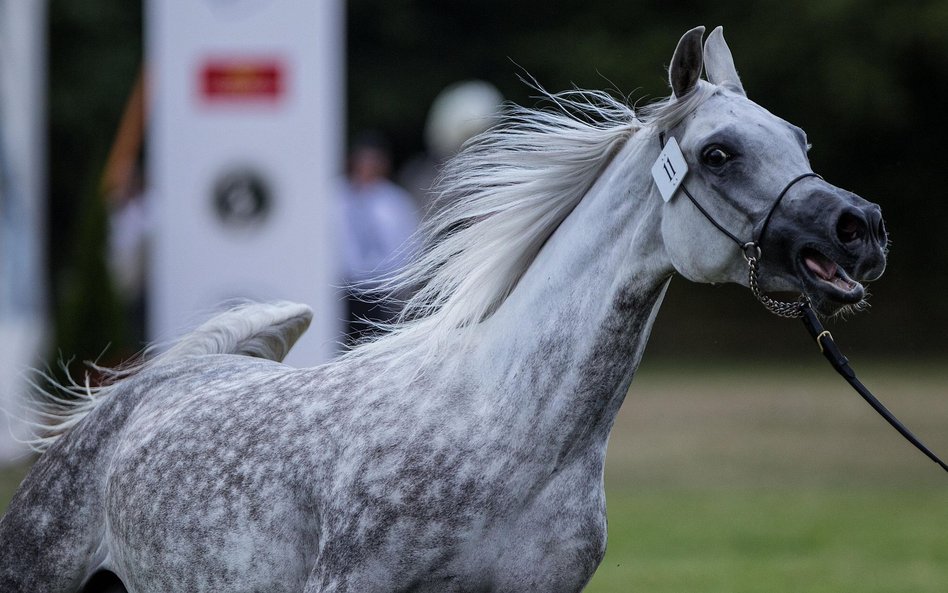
[474,469,607,591]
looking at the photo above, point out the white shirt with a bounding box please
[337,178,419,287]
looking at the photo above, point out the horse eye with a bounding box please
[702,146,731,167]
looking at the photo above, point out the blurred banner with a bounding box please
[0,1,47,462]
[146,0,344,366]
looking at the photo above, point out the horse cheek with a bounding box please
[660,204,729,283]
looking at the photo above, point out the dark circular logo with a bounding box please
[212,169,272,229]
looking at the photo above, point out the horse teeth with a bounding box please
[833,276,856,291]
[804,253,837,282]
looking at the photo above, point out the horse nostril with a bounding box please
[864,208,888,246]
[836,212,865,244]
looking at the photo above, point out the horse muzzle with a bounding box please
[766,186,888,316]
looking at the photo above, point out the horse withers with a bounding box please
[1,27,886,593]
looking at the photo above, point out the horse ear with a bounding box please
[669,26,705,99]
[703,26,745,95]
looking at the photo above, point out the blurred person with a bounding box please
[398,80,503,217]
[337,133,419,345]
[103,71,149,348]
[105,166,149,347]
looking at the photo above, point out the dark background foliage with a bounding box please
[47,1,948,367]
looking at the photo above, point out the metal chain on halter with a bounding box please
[742,243,808,318]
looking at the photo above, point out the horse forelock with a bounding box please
[341,84,721,370]
[636,81,718,130]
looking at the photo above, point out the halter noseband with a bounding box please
[658,131,821,318]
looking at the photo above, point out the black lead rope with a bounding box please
[657,131,947,473]
[799,305,948,472]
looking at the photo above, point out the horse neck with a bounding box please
[470,135,672,460]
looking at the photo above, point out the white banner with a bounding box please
[147,0,344,366]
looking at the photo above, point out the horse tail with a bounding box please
[23,301,313,453]
[155,300,313,363]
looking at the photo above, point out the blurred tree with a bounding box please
[47,1,142,374]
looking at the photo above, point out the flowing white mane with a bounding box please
[342,83,717,367]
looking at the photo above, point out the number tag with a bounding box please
[651,136,689,203]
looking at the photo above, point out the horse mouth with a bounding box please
[798,247,865,311]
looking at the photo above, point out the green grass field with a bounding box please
[0,463,28,514]
[587,361,948,593]
[1,362,945,591]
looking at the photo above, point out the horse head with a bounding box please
[657,26,888,317]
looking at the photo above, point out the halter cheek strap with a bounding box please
[658,131,821,256]
[658,131,822,318]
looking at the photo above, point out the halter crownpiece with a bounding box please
[654,131,948,473]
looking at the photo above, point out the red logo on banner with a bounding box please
[201,59,284,102]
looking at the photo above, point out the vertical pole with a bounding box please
[0,0,48,461]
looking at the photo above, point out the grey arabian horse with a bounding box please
[1,27,887,592]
